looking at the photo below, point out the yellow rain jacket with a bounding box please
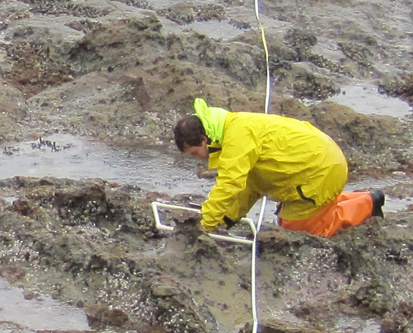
[193,98,348,231]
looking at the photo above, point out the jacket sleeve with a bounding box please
[200,123,260,231]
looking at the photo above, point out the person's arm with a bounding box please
[200,124,260,231]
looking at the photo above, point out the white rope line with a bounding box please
[254,0,271,115]
[252,0,272,331]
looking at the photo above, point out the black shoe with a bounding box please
[370,189,385,218]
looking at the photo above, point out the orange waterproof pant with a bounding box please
[279,192,373,237]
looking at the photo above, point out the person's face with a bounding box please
[183,136,209,160]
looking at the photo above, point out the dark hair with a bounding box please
[174,115,206,152]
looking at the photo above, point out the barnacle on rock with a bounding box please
[118,0,150,9]
[308,53,352,75]
[65,19,102,33]
[378,73,413,105]
[5,41,74,97]
[194,4,226,22]
[22,0,113,18]
[228,19,251,30]
[156,4,195,25]
[338,41,373,67]
[285,28,318,50]
[157,4,226,25]
[293,72,340,100]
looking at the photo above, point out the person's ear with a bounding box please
[201,135,208,145]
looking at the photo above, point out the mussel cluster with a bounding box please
[21,0,113,18]
[378,73,413,104]
[338,42,373,67]
[6,41,74,97]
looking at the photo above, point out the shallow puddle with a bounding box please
[0,134,212,197]
[0,133,409,225]
[327,83,412,118]
[186,20,245,40]
[0,278,90,332]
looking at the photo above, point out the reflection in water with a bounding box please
[0,134,213,197]
[327,84,411,118]
[185,20,244,40]
[0,278,90,331]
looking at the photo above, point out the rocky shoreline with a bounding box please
[1,0,413,332]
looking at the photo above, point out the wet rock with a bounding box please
[381,301,413,333]
[285,28,318,50]
[156,4,226,25]
[307,52,351,75]
[12,198,34,216]
[0,79,28,142]
[54,181,108,224]
[229,18,251,30]
[116,75,151,111]
[22,290,38,300]
[135,275,217,333]
[379,73,413,106]
[275,97,314,122]
[66,15,164,75]
[309,101,412,173]
[65,19,103,33]
[292,71,340,100]
[24,0,114,18]
[5,41,75,98]
[353,276,395,316]
[338,41,374,68]
[156,4,196,25]
[114,0,150,10]
[0,265,26,283]
[84,303,129,327]
[194,4,226,22]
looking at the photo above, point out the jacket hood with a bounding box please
[193,98,228,143]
